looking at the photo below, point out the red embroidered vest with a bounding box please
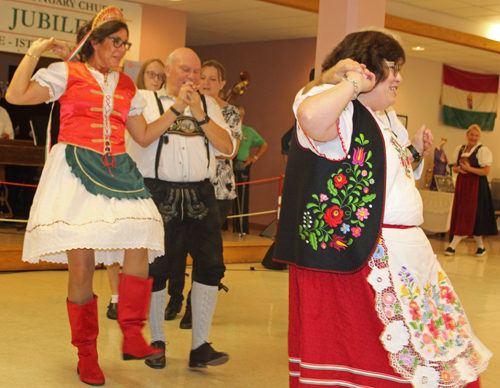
[57,62,136,155]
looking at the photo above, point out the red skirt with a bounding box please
[288,265,481,388]
[449,173,480,236]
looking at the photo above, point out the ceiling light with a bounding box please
[488,24,500,41]
[412,46,425,51]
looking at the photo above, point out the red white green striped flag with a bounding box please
[441,64,498,131]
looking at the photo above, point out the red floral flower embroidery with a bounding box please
[329,235,348,252]
[409,300,421,321]
[333,173,348,189]
[440,286,456,305]
[443,314,456,331]
[427,319,439,339]
[323,205,344,227]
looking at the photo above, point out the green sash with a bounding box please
[65,144,151,200]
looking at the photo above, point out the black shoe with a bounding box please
[145,341,166,369]
[106,300,117,320]
[444,247,455,256]
[475,248,486,257]
[164,306,179,321]
[180,291,192,329]
[189,342,229,368]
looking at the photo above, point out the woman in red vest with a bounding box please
[6,6,178,386]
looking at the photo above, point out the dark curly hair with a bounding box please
[76,19,129,63]
[321,30,405,86]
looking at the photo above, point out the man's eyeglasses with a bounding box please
[385,60,400,77]
[145,71,166,81]
[106,36,132,51]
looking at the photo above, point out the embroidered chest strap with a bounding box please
[154,94,210,179]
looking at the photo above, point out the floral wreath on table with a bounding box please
[299,133,377,251]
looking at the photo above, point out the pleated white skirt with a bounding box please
[22,143,164,265]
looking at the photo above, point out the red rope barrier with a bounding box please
[1,175,283,189]
[234,176,281,186]
[0,181,38,188]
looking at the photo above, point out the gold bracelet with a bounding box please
[25,52,39,61]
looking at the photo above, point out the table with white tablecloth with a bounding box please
[418,189,455,234]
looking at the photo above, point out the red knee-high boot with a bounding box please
[117,274,164,360]
[67,295,105,386]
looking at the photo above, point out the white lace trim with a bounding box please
[368,235,491,387]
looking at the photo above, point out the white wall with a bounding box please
[392,56,500,187]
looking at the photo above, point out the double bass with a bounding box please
[223,71,250,102]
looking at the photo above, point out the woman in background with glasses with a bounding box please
[106,58,166,321]
[5,6,180,386]
[136,58,166,91]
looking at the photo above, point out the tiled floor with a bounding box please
[0,225,498,387]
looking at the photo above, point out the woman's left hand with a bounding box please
[412,125,433,158]
[27,37,57,58]
[52,40,72,60]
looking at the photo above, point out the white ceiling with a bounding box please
[160,0,318,45]
[138,0,500,74]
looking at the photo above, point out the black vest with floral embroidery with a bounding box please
[274,100,386,273]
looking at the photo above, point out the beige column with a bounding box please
[315,0,387,76]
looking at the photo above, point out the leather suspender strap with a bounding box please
[154,91,165,179]
[200,94,211,170]
[153,93,211,180]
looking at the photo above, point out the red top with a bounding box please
[57,61,136,155]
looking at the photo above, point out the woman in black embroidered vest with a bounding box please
[445,124,497,257]
[274,30,490,388]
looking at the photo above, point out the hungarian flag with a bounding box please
[441,64,498,131]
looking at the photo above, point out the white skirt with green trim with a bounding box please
[22,143,164,265]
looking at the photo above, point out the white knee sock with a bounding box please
[449,235,465,250]
[149,290,166,343]
[191,281,218,350]
[473,236,484,249]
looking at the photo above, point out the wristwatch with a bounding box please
[197,115,211,126]
[407,144,422,163]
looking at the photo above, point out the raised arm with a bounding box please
[409,125,433,169]
[6,38,56,105]
[296,68,375,142]
[302,59,367,95]
[181,83,232,155]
